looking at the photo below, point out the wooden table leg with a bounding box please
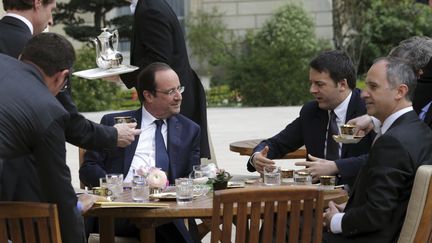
[140,227,156,243]
[99,216,115,243]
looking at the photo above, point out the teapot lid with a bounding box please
[97,28,113,39]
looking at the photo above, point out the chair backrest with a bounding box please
[0,201,62,243]
[79,147,86,189]
[211,186,324,243]
[398,165,432,243]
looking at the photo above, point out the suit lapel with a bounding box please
[123,108,143,175]
[424,104,432,127]
[167,116,182,182]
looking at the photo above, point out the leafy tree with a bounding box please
[226,4,326,106]
[358,0,432,73]
[54,0,131,42]
[71,46,122,111]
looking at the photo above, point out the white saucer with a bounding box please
[332,135,363,144]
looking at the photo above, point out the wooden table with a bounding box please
[229,139,307,159]
[85,185,348,243]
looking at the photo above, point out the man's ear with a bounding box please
[34,0,42,9]
[338,78,348,91]
[143,90,153,103]
[396,84,409,100]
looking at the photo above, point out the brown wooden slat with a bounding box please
[288,200,301,243]
[221,203,234,243]
[235,202,248,243]
[249,202,261,243]
[276,201,288,243]
[23,218,36,243]
[261,202,274,242]
[301,199,313,243]
[37,218,50,243]
[8,219,23,243]
[0,220,8,243]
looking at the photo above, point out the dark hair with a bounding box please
[374,57,417,101]
[136,62,173,104]
[20,33,75,76]
[309,50,356,89]
[3,0,54,11]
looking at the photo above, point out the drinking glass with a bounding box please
[263,166,281,186]
[294,171,312,185]
[99,177,108,188]
[175,178,194,204]
[106,173,124,198]
[132,175,149,202]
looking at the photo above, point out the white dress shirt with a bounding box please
[124,107,167,182]
[324,91,352,158]
[330,106,414,234]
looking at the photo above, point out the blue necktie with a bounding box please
[155,120,169,172]
[326,110,340,160]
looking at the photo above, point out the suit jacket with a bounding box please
[249,89,374,185]
[80,108,200,243]
[120,0,210,158]
[0,54,85,243]
[324,111,432,243]
[0,14,117,201]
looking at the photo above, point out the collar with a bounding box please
[381,106,413,134]
[332,91,352,123]
[141,106,166,126]
[6,13,33,35]
[129,0,138,14]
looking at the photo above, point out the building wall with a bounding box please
[190,0,333,41]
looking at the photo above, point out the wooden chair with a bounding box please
[0,202,62,243]
[398,165,432,243]
[211,186,324,243]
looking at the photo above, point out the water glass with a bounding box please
[175,178,194,204]
[106,173,124,197]
[132,175,149,202]
[263,166,281,186]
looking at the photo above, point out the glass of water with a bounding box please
[263,166,281,186]
[132,175,149,202]
[106,173,124,198]
[175,178,194,204]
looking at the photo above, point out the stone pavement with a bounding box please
[66,106,304,189]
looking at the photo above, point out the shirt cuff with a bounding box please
[371,116,381,133]
[330,212,344,234]
[248,152,259,168]
[77,201,83,213]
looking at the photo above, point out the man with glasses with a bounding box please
[0,32,90,243]
[80,62,200,243]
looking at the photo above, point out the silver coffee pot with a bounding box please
[92,28,123,69]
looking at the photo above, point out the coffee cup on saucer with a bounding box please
[339,124,356,139]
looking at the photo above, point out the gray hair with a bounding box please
[388,36,432,73]
[374,57,417,101]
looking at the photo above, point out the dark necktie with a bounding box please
[155,120,169,172]
[326,110,340,160]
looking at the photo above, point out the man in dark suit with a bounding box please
[0,33,86,243]
[248,50,374,186]
[323,57,432,243]
[80,62,200,243]
[119,0,210,159]
[0,0,140,201]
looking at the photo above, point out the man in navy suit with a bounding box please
[248,50,374,186]
[80,62,200,243]
[323,57,432,243]
[119,0,210,159]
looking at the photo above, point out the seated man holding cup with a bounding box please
[247,50,375,186]
[80,62,200,243]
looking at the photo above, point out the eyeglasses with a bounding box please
[155,86,184,96]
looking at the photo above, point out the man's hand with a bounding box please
[323,201,344,232]
[77,194,109,214]
[295,154,338,182]
[346,114,374,136]
[252,146,275,173]
[114,122,141,147]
